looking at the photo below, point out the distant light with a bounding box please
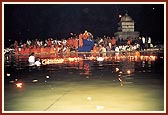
[127,70,131,74]
[96,106,104,110]
[115,68,119,72]
[152,7,155,10]
[46,75,50,79]
[9,80,15,83]
[6,73,11,77]
[87,97,92,100]
[15,79,18,81]
[118,77,122,82]
[86,76,89,79]
[32,79,38,83]
[119,15,122,18]
[16,82,23,88]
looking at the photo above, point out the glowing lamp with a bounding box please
[116,68,119,72]
[6,73,11,77]
[16,82,23,88]
[127,70,131,74]
[46,75,50,79]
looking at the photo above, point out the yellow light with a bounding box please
[118,77,122,82]
[149,55,156,61]
[127,70,131,74]
[16,82,23,88]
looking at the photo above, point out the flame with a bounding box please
[16,82,23,88]
[127,70,131,74]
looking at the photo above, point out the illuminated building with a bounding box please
[114,13,140,42]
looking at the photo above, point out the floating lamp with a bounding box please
[127,70,131,74]
[16,82,23,88]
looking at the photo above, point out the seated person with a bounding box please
[34,57,41,66]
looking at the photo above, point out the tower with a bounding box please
[114,13,140,42]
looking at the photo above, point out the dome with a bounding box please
[121,13,133,21]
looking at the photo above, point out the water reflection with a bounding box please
[4,51,164,86]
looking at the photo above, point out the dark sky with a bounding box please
[4,3,164,46]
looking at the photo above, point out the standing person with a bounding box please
[99,44,106,57]
[83,30,88,39]
[111,37,116,47]
[47,38,52,47]
[127,38,131,45]
[147,37,151,48]
[79,33,83,48]
[28,52,35,66]
[14,40,19,54]
[142,36,145,50]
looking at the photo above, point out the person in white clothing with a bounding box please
[28,52,35,66]
[34,58,41,66]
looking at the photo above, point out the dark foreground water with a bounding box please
[3,51,165,112]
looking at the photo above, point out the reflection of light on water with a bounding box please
[148,61,151,67]
[32,79,38,83]
[4,53,162,87]
[142,61,145,67]
[140,55,157,61]
[117,71,124,86]
[115,68,119,72]
[38,55,158,66]
[42,58,64,65]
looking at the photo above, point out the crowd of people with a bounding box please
[12,30,153,58]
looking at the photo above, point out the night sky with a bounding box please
[4,3,164,47]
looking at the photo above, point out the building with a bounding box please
[114,13,140,43]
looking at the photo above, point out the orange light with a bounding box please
[16,82,23,88]
[127,70,131,74]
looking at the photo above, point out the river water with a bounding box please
[4,51,164,84]
[3,51,165,112]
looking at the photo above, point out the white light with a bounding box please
[16,82,23,88]
[86,76,89,79]
[87,97,92,101]
[115,68,119,72]
[9,80,15,83]
[32,79,38,83]
[6,73,11,77]
[96,106,104,110]
[46,75,50,79]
